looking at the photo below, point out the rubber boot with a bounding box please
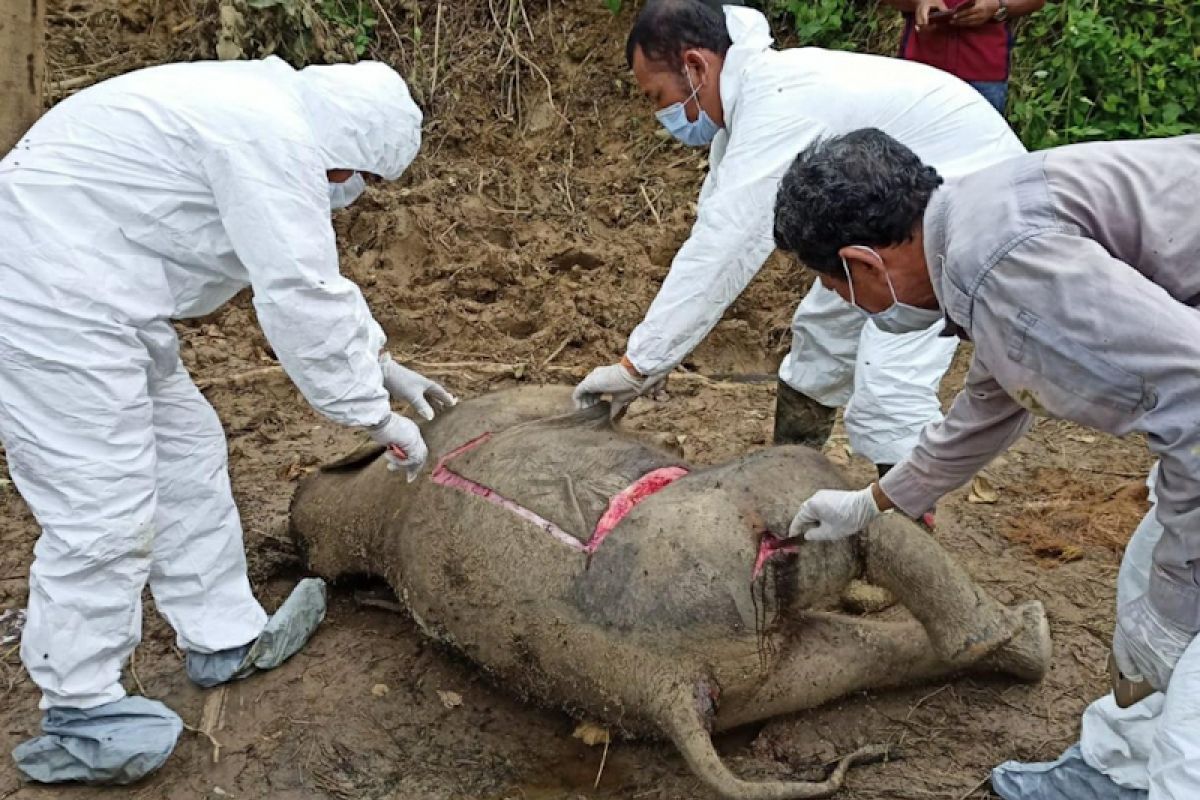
[772,379,836,447]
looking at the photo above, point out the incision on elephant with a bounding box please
[290,386,1052,800]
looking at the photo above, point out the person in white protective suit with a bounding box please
[572,0,1024,476]
[0,57,455,784]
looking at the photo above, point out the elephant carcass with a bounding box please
[290,386,1051,800]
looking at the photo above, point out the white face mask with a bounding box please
[840,247,942,334]
[328,172,366,210]
[654,65,720,147]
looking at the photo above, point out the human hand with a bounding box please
[572,361,662,415]
[951,0,1000,26]
[916,0,951,28]
[1113,593,1198,691]
[789,486,882,542]
[381,354,457,421]
[366,412,429,482]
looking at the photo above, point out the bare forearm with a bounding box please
[871,482,895,512]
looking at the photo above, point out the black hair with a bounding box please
[772,128,944,275]
[625,0,736,72]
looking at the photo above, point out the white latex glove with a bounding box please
[366,413,429,482]
[789,487,882,542]
[1113,593,1198,690]
[381,354,457,421]
[573,362,660,413]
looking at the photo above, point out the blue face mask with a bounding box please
[655,66,720,147]
[841,248,943,334]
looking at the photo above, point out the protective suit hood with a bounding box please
[296,61,423,181]
[723,6,774,52]
[718,6,774,127]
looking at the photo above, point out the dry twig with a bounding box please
[430,1,444,96]
[640,184,662,226]
[593,737,610,789]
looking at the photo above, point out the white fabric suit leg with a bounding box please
[1148,635,1200,797]
[844,319,958,465]
[0,327,159,710]
[143,328,266,655]
[778,281,958,465]
[778,281,864,407]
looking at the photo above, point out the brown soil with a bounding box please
[0,2,1156,798]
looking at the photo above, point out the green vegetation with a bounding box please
[761,0,1200,149]
[612,0,1198,149]
[1006,1,1198,148]
[320,0,378,56]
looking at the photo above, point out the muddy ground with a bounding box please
[0,1,1156,798]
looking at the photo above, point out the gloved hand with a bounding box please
[789,487,882,542]
[381,354,457,421]
[366,413,429,482]
[1113,593,1198,691]
[573,360,662,413]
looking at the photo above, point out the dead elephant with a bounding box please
[290,386,1051,800]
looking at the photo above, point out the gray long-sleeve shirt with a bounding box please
[880,134,1200,628]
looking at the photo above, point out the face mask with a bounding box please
[840,249,942,334]
[328,172,366,211]
[655,65,720,147]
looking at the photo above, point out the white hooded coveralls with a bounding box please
[625,7,1026,463]
[0,57,422,709]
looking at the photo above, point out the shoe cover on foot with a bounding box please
[12,696,183,785]
[185,643,253,688]
[245,577,327,670]
[185,578,328,688]
[992,744,1147,800]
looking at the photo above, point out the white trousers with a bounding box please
[1081,466,1200,798]
[0,317,266,709]
[778,281,959,465]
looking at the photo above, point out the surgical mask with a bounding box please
[655,66,720,147]
[328,172,365,210]
[841,249,942,334]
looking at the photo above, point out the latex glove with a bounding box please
[572,361,661,414]
[366,413,429,482]
[381,354,457,421]
[1113,593,1198,691]
[789,487,881,542]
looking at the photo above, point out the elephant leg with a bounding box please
[714,602,1050,732]
[861,514,1022,666]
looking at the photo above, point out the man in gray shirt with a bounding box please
[769,129,1200,788]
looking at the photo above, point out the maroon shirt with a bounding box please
[900,0,1012,82]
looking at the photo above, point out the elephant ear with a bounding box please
[319,442,387,473]
[315,402,615,476]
